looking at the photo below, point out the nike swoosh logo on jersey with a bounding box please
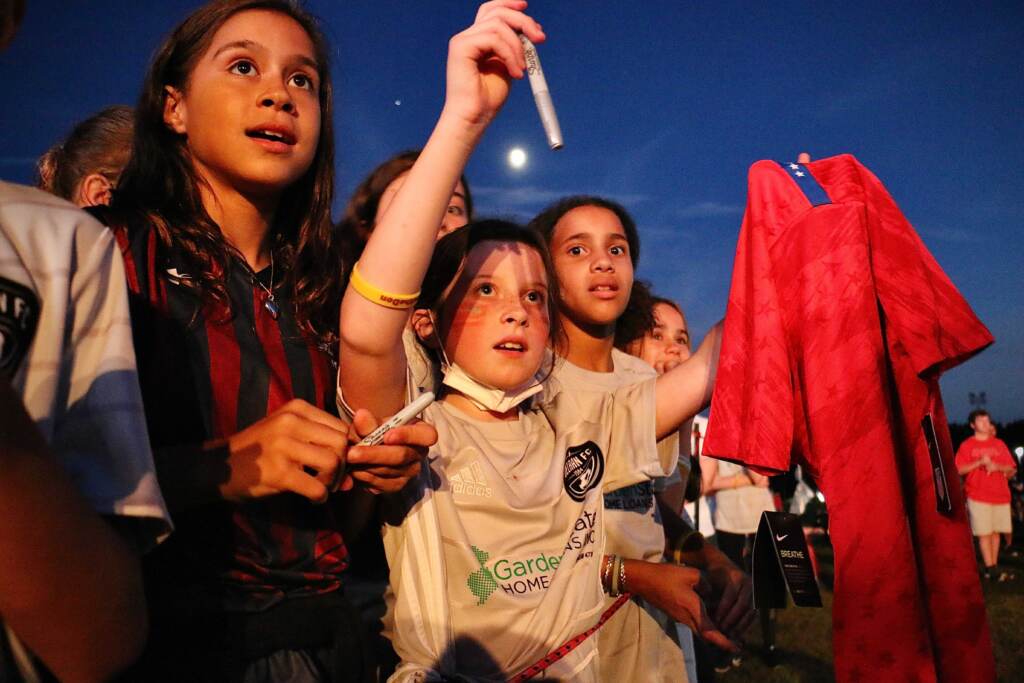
[775,533,789,542]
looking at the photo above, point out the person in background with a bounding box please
[337,149,472,270]
[1,2,170,679]
[986,421,1018,554]
[956,409,1017,581]
[36,105,134,207]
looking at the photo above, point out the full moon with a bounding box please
[508,147,527,170]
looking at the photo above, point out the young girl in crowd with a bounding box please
[339,3,736,677]
[36,104,134,207]
[94,1,431,679]
[527,198,752,679]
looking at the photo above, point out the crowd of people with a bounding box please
[0,1,1014,682]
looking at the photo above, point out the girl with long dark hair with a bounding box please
[97,1,432,679]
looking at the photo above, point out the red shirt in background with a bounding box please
[955,436,1015,504]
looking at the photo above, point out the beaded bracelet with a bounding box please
[610,555,622,597]
[349,262,420,310]
[618,557,628,594]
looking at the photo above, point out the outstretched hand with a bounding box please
[704,558,757,640]
[625,559,740,652]
[443,0,545,129]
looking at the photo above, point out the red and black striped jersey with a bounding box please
[113,221,347,612]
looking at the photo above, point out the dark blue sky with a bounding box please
[2,1,1021,421]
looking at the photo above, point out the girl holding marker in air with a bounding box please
[339,2,736,678]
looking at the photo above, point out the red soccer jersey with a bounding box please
[704,155,995,682]
[111,221,347,614]
[955,436,1015,504]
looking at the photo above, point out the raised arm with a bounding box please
[339,0,545,417]
[654,320,722,439]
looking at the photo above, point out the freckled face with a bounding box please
[374,173,469,239]
[437,240,550,390]
[164,9,321,198]
[549,205,634,328]
[630,303,690,372]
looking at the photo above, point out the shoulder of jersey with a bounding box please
[611,348,658,378]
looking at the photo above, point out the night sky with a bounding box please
[2,1,1021,421]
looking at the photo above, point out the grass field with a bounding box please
[719,537,1024,682]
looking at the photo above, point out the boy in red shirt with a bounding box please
[955,410,1017,580]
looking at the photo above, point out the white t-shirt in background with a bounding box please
[712,458,775,535]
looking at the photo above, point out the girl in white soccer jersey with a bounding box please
[339,3,729,678]
[526,200,751,680]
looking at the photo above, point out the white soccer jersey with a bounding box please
[382,371,661,681]
[549,349,668,563]
[547,350,687,682]
[0,181,170,546]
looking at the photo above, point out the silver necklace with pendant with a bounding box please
[247,252,279,319]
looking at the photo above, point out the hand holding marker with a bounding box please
[328,392,436,492]
[518,33,563,150]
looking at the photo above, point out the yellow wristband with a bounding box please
[349,262,420,310]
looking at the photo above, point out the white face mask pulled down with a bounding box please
[428,312,544,413]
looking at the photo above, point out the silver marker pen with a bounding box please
[519,34,563,150]
[357,391,436,447]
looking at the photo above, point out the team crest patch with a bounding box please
[0,277,40,379]
[563,440,605,502]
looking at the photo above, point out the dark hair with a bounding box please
[337,149,474,267]
[613,280,656,350]
[110,0,339,345]
[36,105,135,202]
[968,409,990,428]
[613,282,687,350]
[528,195,640,267]
[417,219,563,353]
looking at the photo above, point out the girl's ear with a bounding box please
[411,308,439,348]
[76,173,114,208]
[163,86,187,134]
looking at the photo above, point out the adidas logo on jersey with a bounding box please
[450,462,492,498]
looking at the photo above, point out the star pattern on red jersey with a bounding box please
[704,154,995,682]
